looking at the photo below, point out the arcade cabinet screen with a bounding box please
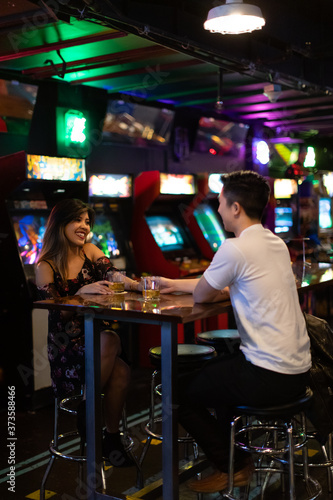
[89,174,132,198]
[12,214,47,265]
[27,155,86,181]
[274,207,293,234]
[274,179,297,199]
[208,173,223,194]
[90,214,120,258]
[193,204,225,252]
[102,100,175,147]
[193,117,248,160]
[160,174,195,195]
[319,198,332,231]
[145,215,185,251]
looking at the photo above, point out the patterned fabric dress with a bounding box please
[37,254,115,398]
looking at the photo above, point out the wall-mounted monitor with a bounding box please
[159,173,195,195]
[318,198,332,232]
[269,141,300,167]
[27,154,86,181]
[89,174,132,198]
[12,213,47,265]
[193,117,248,161]
[193,204,225,252]
[145,215,186,251]
[274,207,293,235]
[274,179,298,199]
[103,100,175,147]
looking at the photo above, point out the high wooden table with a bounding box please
[33,262,333,500]
[33,291,232,500]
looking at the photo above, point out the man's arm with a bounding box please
[193,275,230,303]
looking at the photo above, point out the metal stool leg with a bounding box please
[139,370,158,467]
[121,405,144,490]
[287,421,296,500]
[40,398,59,500]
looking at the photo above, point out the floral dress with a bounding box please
[37,254,115,398]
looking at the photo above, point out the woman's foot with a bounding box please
[102,430,135,467]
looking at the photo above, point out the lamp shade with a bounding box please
[204,0,265,35]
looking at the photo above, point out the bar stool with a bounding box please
[223,388,322,500]
[139,344,217,469]
[196,329,240,356]
[294,431,333,492]
[40,393,141,499]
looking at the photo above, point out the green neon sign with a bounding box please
[64,110,87,145]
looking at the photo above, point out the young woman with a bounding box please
[36,198,140,466]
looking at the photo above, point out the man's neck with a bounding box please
[234,219,261,237]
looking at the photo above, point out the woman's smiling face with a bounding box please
[64,211,91,247]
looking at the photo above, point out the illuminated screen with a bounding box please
[193,117,248,160]
[193,204,225,252]
[208,174,223,194]
[12,214,47,265]
[160,174,195,195]
[145,215,185,251]
[274,207,293,234]
[323,173,333,197]
[89,174,132,197]
[103,100,175,146]
[26,155,86,181]
[269,142,300,168]
[274,179,298,199]
[90,214,120,258]
[319,198,332,230]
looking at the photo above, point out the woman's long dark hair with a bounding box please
[37,199,95,281]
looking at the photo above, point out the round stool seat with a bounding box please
[196,329,240,355]
[236,387,313,419]
[149,344,216,369]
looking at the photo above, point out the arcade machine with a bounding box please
[184,173,228,261]
[273,178,298,240]
[131,171,210,365]
[317,197,333,261]
[131,171,209,278]
[88,173,139,365]
[88,173,136,274]
[182,173,232,331]
[0,151,88,409]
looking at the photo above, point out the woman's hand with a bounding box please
[76,281,112,295]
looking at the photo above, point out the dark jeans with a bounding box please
[177,350,310,472]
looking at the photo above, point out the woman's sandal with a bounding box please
[102,429,135,467]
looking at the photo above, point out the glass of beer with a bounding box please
[141,276,160,301]
[106,271,126,293]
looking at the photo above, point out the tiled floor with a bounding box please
[0,366,332,500]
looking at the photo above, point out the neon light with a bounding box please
[304,146,316,168]
[255,140,269,164]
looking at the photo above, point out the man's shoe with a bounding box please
[188,462,254,494]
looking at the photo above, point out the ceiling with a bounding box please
[1,0,333,142]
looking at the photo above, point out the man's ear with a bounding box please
[232,201,241,215]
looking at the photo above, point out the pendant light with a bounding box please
[204,0,265,35]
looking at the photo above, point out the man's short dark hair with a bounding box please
[221,171,270,220]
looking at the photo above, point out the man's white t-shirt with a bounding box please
[204,224,311,375]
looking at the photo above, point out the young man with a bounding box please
[160,170,311,493]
